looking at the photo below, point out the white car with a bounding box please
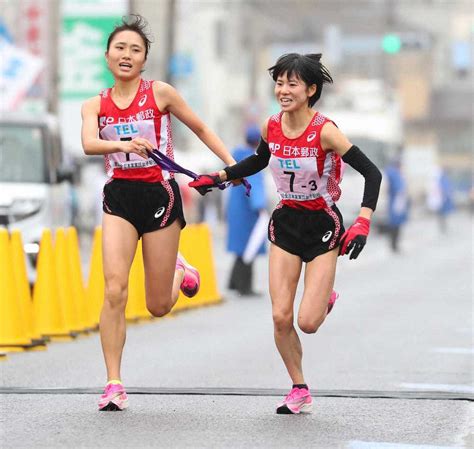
[0,113,74,280]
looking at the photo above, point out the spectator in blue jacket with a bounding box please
[427,166,455,233]
[226,125,268,296]
[385,158,409,252]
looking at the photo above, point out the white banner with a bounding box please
[62,0,128,17]
[0,39,43,112]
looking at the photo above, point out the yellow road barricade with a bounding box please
[1,222,222,355]
[10,230,46,348]
[0,229,31,352]
[33,229,73,341]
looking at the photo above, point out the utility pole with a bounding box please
[48,0,60,114]
[247,0,259,100]
[165,0,176,84]
[129,0,175,82]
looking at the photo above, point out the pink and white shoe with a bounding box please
[327,290,339,315]
[98,382,129,411]
[276,386,313,414]
[176,253,201,298]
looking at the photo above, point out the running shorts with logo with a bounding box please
[103,178,186,237]
[268,204,345,262]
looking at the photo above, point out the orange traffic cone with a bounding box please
[33,229,72,340]
[10,230,46,348]
[0,228,31,351]
[86,226,104,326]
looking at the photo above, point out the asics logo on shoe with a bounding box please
[138,95,147,107]
[154,207,165,218]
[307,131,317,142]
[322,230,332,242]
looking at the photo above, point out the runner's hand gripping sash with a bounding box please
[339,216,371,260]
[147,150,251,197]
[188,171,252,197]
[188,173,222,195]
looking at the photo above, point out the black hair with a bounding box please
[106,14,152,59]
[268,53,333,107]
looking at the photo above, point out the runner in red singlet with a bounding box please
[189,53,382,414]
[81,15,236,411]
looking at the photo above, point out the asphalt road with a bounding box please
[1,211,472,448]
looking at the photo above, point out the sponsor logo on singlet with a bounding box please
[113,123,139,136]
[269,142,280,153]
[138,94,147,107]
[277,158,301,169]
[100,116,115,127]
[307,131,317,142]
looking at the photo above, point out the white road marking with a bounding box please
[399,383,474,394]
[432,347,474,354]
[455,327,473,335]
[348,441,463,449]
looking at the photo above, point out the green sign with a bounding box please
[382,34,402,54]
[60,17,118,99]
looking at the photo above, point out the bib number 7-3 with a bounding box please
[283,171,317,192]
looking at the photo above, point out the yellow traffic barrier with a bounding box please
[33,229,72,341]
[86,227,104,326]
[66,227,94,330]
[10,230,45,347]
[55,228,82,334]
[0,228,31,351]
[193,223,221,305]
[86,223,222,316]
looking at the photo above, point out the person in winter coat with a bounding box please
[385,158,409,252]
[226,125,268,296]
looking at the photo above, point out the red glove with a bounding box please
[188,173,221,196]
[339,216,371,260]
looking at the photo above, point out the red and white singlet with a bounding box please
[267,111,344,210]
[98,79,173,182]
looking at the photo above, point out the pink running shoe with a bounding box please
[98,382,129,411]
[327,290,339,315]
[276,386,313,414]
[176,253,201,298]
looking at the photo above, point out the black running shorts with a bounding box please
[102,178,186,237]
[268,205,345,262]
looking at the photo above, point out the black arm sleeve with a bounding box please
[224,138,270,181]
[342,145,382,211]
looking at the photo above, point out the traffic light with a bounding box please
[382,34,402,54]
[382,32,431,54]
